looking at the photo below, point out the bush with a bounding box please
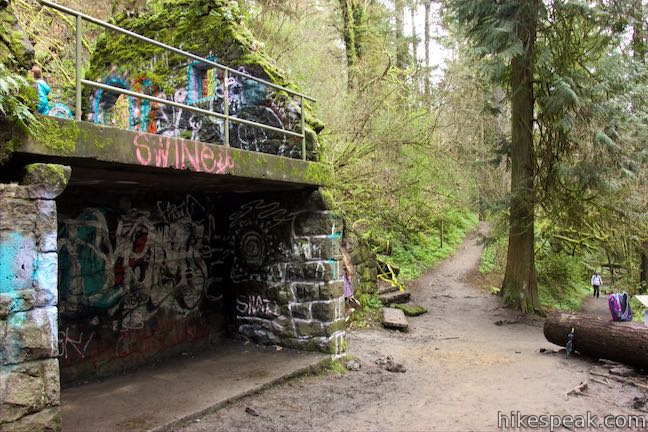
[390,209,479,281]
[537,253,590,311]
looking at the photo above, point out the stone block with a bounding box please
[34,253,57,307]
[323,319,346,337]
[2,307,58,365]
[42,358,60,407]
[302,189,333,211]
[20,164,71,199]
[0,407,61,432]
[237,325,280,345]
[0,289,36,319]
[0,184,31,201]
[289,302,311,320]
[293,283,320,302]
[0,232,37,293]
[317,332,346,354]
[238,317,274,333]
[309,236,342,260]
[286,260,340,282]
[271,316,297,338]
[383,307,408,329]
[35,200,57,253]
[0,198,37,233]
[311,300,338,322]
[293,211,341,237]
[294,319,324,338]
[0,359,59,426]
[319,281,344,300]
[280,337,319,352]
[276,285,295,305]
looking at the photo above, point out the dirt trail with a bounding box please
[175,223,647,432]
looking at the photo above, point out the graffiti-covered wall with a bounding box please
[89,67,311,159]
[84,0,324,161]
[56,191,227,384]
[227,192,346,355]
[56,188,345,384]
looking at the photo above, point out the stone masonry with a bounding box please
[0,164,70,432]
[232,190,347,355]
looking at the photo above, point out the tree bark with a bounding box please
[339,0,357,89]
[395,0,408,69]
[424,0,430,96]
[544,311,648,370]
[501,0,541,314]
[411,3,418,63]
[352,0,365,61]
[632,0,646,62]
[641,241,648,292]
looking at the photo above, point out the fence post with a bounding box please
[223,68,230,147]
[75,14,82,121]
[300,96,306,160]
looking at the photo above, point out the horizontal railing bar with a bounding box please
[83,79,304,138]
[39,0,316,102]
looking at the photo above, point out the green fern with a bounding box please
[0,63,38,131]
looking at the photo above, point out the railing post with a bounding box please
[300,96,306,160]
[223,68,229,147]
[75,14,82,121]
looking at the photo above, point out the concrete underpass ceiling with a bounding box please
[65,163,316,194]
[5,155,315,194]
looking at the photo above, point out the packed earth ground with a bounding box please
[172,223,648,432]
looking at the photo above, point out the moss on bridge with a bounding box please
[17,118,331,187]
[86,0,324,147]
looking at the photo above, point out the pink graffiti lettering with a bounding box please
[133,133,234,174]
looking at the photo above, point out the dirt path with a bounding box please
[582,296,612,319]
[174,223,648,432]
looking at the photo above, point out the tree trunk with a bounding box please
[632,0,645,62]
[411,3,418,64]
[641,241,648,292]
[501,0,540,314]
[395,0,408,69]
[544,311,648,370]
[633,0,646,290]
[338,0,357,89]
[352,0,365,61]
[424,0,430,96]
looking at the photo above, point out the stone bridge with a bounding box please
[0,117,344,431]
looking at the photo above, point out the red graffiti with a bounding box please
[133,133,234,174]
[59,317,211,375]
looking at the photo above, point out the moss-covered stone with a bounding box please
[32,118,79,154]
[85,0,325,159]
[393,303,428,317]
[0,1,34,73]
[21,163,71,199]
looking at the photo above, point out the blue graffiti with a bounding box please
[0,232,30,293]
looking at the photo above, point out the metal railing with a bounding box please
[39,0,316,160]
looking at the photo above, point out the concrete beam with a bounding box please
[15,117,332,187]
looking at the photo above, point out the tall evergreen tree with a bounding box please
[448,0,542,313]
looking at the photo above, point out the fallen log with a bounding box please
[544,312,648,370]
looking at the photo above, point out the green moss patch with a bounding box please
[392,303,427,316]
